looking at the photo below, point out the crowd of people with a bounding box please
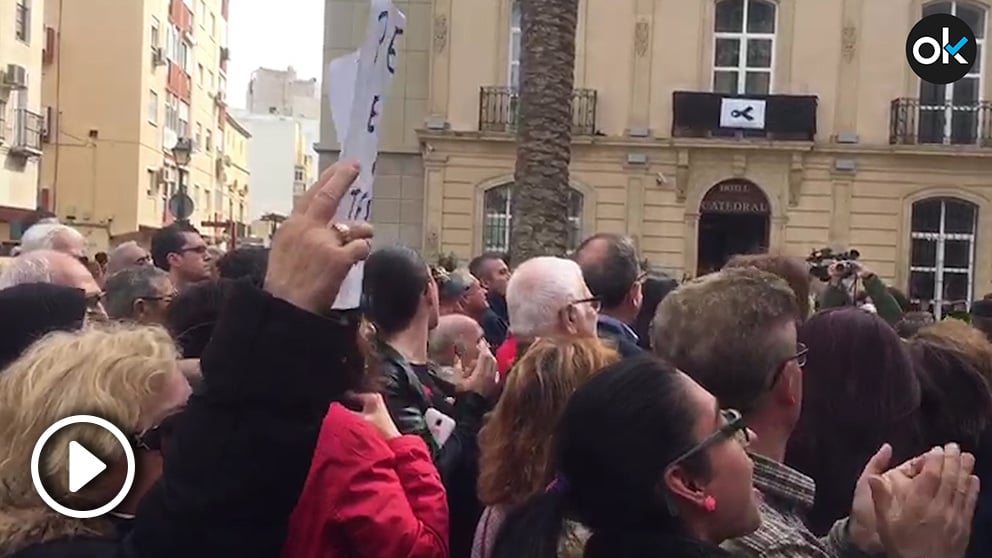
[0,160,987,558]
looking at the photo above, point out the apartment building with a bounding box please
[223,112,250,229]
[246,66,320,120]
[0,0,45,253]
[40,0,239,251]
[402,0,992,318]
[231,109,314,220]
[319,0,429,249]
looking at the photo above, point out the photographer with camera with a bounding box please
[810,249,904,325]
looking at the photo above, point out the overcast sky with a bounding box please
[226,0,325,109]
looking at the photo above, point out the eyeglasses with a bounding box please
[667,409,750,469]
[134,408,184,453]
[180,245,208,255]
[766,342,809,390]
[571,296,602,312]
[135,255,152,266]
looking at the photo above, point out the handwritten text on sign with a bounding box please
[328,0,406,309]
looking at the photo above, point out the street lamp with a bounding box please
[170,137,194,223]
[172,137,193,166]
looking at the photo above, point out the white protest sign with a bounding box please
[327,0,406,309]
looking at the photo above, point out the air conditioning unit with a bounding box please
[152,47,167,67]
[1,64,28,89]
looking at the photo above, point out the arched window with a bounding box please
[918,2,986,145]
[482,185,583,253]
[713,0,777,95]
[509,2,521,88]
[909,197,979,318]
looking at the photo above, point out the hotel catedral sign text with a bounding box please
[699,180,770,215]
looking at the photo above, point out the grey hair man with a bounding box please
[0,250,105,319]
[18,223,87,260]
[428,314,485,384]
[106,241,152,275]
[507,256,599,346]
[104,265,176,325]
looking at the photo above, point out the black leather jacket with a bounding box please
[377,342,490,558]
[377,342,489,477]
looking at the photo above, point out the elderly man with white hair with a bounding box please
[494,256,600,375]
[17,222,88,261]
[0,249,106,319]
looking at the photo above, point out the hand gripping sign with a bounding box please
[327,0,406,309]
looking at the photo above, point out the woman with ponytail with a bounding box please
[491,355,761,558]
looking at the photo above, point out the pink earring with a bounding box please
[702,495,718,513]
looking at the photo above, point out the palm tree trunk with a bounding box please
[508,0,578,265]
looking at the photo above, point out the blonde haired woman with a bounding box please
[473,337,619,558]
[0,160,376,556]
[0,323,190,554]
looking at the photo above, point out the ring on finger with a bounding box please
[330,222,352,244]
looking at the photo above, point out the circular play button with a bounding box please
[31,415,136,519]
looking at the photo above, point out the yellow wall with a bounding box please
[224,112,250,224]
[0,0,46,219]
[40,0,229,251]
[40,0,149,247]
[418,0,992,309]
[187,0,227,233]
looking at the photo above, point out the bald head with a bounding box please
[107,241,151,275]
[429,314,484,367]
[0,250,100,295]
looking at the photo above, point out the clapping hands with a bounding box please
[849,443,980,558]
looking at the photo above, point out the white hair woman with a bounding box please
[0,323,190,554]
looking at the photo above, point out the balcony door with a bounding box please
[696,179,770,275]
[918,1,986,145]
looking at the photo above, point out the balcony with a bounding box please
[672,91,817,141]
[10,109,43,157]
[889,98,992,147]
[478,86,598,136]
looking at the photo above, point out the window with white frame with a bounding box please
[147,90,158,124]
[712,0,776,95]
[482,185,583,253]
[165,93,178,133]
[178,101,190,138]
[909,197,978,319]
[918,2,986,145]
[509,2,521,88]
[151,17,160,48]
[15,0,30,43]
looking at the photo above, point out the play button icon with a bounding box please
[68,441,108,493]
[31,415,136,519]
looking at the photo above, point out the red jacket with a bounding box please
[282,403,450,558]
[495,335,517,377]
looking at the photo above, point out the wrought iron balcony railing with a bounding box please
[890,98,992,146]
[478,86,598,136]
